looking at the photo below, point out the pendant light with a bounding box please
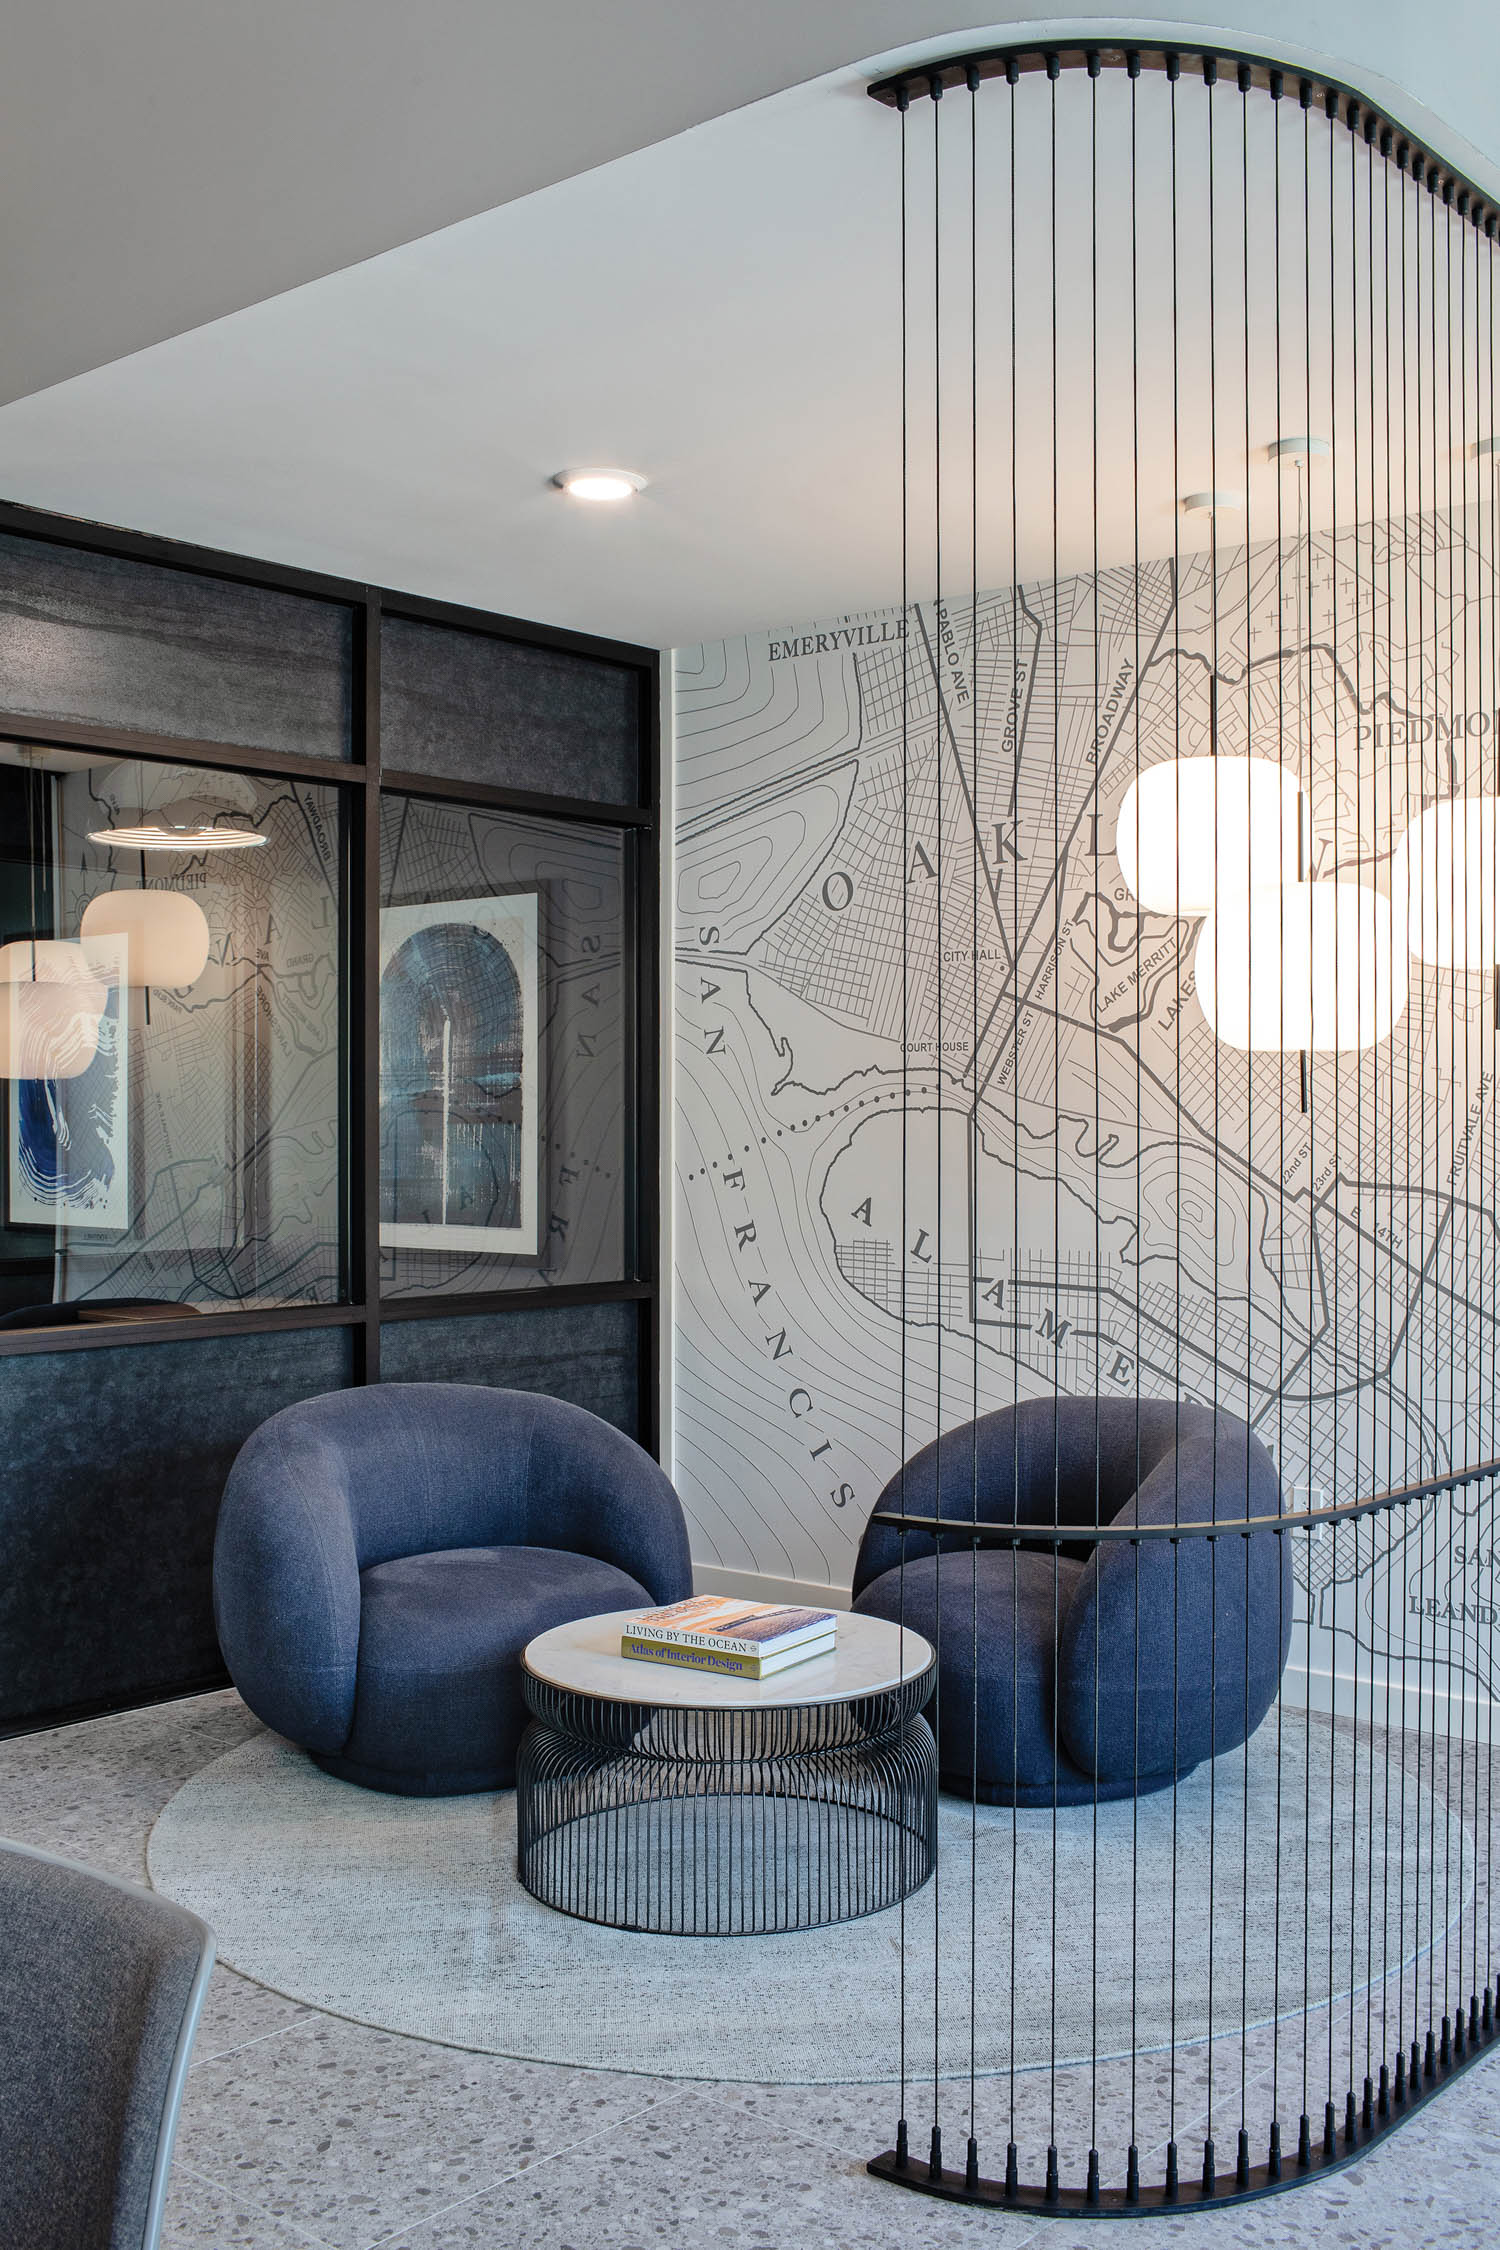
[80,890,211,989]
[1195,881,1408,1051]
[1389,795,1500,971]
[1115,756,1303,918]
[86,794,267,852]
[0,940,109,1079]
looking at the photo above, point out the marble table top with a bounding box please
[523,1607,935,1710]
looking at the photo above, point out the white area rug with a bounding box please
[148,1716,1468,2084]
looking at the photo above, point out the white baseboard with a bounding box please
[690,1561,852,1612]
[1288,1660,1495,1731]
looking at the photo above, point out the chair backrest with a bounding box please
[0,1838,215,2250]
[852,1396,1273,1593]
[222,1381,684,1576]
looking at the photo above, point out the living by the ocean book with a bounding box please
[622,1594,837,1660]
[619,1631,836,1681]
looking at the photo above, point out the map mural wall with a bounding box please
[674,504,1500,1712]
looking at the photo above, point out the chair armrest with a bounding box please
[522,1397,692,1605]
[213,1407,361,1754]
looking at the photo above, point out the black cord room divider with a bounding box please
[858,42,1500,2214]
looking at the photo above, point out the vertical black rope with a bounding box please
[1270,63,1287,2167]
[1167,50,1182,2195]
[1399,127,1417,2100]
[1006,55,1021,2193]
[1323,84,1340,2156]
[1443,157,1461,2084]
[967,55,981,2195]
[1046,49,1062,2196]
[1127,47,1144,2203]
[1237,62,1254,2176]
[1341,89,1360,2143]
[1204,57,1220,2190]
[1299,74,1315,2168]
[1484,198,1493,2070]
[896,77,911,2174]
[1425,157,1439,2079]
[1087,47,1103,2200]
[1379,112,1397,2120]
[1367,96,1394,2124]
[928,67,943,2180]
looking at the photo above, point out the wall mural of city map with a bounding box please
[674,502,1500,1713]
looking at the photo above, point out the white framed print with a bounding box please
[7,931,130,1233]
[378,892,540,1257]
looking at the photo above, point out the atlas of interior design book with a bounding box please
[620,1595,837,1680]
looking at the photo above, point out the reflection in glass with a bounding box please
[0,745,343,1321]
[380,794,628,1296]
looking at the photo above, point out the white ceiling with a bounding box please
[0,0,1036,408]
[0,5,1497,650]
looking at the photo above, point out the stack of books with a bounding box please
[620,1596,837,1680]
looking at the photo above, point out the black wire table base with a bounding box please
[516,1674,937,1935]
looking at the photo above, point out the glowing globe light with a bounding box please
[81,889,211,989]
[0,939,110,1079]
[1115,757,1302,918]
[1389,795,1500,971]
[1195,882,1408,1051]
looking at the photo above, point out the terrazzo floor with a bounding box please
[0,1687,1495,2250]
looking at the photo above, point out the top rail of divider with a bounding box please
[868,1453,1500,1547]
[865,40,1500,243]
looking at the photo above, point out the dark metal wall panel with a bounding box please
[0,504,658,1735]
[0,1324,351,1730]
[380,1300,642,1437]
[0,532,353,758]
[380,617,640,803]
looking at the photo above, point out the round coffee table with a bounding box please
[517,1608,936,1936]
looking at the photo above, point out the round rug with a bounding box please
[148,1715,1469,2084]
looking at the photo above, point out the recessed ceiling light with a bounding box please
[551,468,647,503]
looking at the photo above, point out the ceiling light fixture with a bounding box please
[1195,882,1408,1052]
[1116,757,1303,919]
[551,468,647,503]
[1390,795,1500,971]
[1180,489,1245,516]
[86,796,268,852]
[80,890,212,989]
[0,939,110,1079]
[1266,434,1331,464]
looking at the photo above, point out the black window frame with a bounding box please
[0,499,662,1455]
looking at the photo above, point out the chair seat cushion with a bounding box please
[854,1551,1175,1807]
[318,1545,650,1795]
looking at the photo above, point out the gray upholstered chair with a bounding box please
[0,1837,214,2250]
[214,1383,694,1796]
[853,1397,1292,1805]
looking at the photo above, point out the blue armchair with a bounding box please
[213,1383,692,1795]
[852,1397,1291,1805]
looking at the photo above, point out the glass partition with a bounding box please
[0,742,344,1320]
[379,790,630,1297]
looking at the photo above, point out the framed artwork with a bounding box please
[378,891,541,1256]
[7,933,130,1233]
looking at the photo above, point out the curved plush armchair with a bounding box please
[214,1383,692,1795]
[852,1397,1291,1806]
[0,1836,214,2250]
